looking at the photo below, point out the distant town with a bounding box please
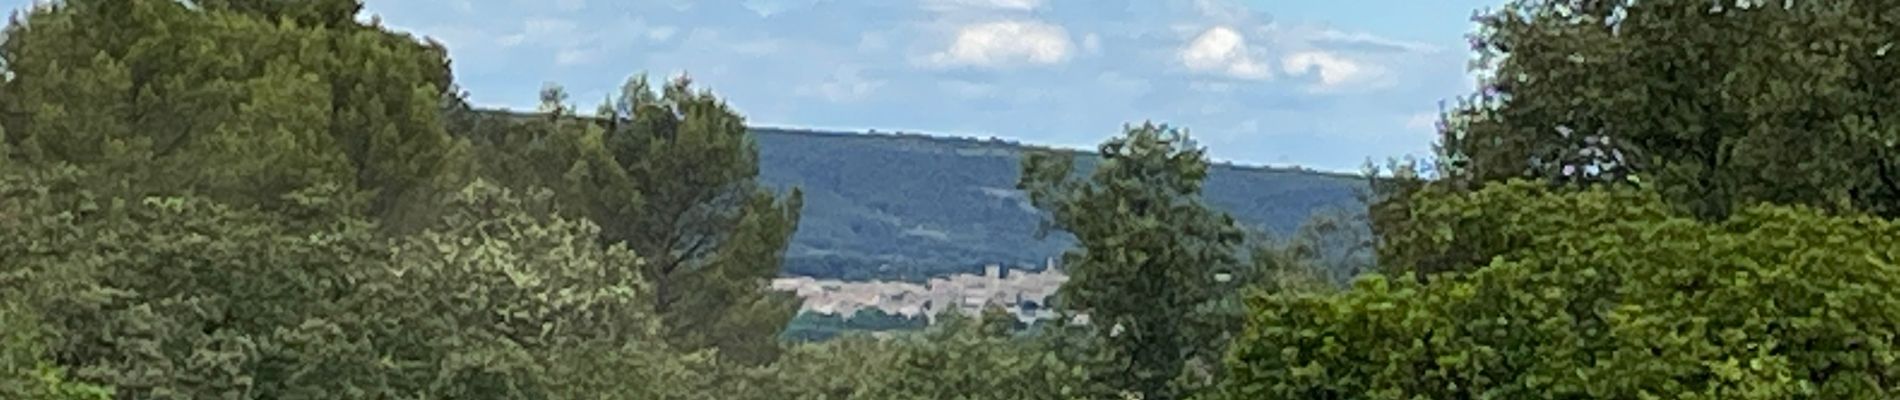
[772,259,1067,324]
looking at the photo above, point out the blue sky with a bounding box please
[4,0,1504,172]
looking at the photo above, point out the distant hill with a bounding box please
[466,110,1368,282]
[751,128,1368,282]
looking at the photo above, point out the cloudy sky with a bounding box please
[4,0,1504,172]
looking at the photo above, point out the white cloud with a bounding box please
[651,0,702,12]
[1281,51,1373,88]
[921,0,1043,12]
[498,15,667,50]
[556,48,598,66]
[1315,29,1441,53]
[1180,26,1271,80]
[1404,111,1439,130]
[497,34,526,47]
[1189,81,1236,93]
[488,17,632,65]
[1096,71,1151,94]
[1191,0,1252,21]
[395,24,489,51]
[648,26,678,41]
[1198,101,1232,115]
[352,0,1475,170]
[517,18,581,45]
[940,80,998,98]
[799,67,885,102]
[1234,118,1260,133]
[859,32,893,52]
[732,38,785,55]
[925,20,1073,67]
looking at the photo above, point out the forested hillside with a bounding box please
[4,1,1899,399]
[761,128,1364,280]
[458,115,1368,282]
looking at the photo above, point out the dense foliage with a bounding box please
[459,77,806,365]
[1221,182,1900,398]
[0,0,460,228]
[760,309,1120,399]
[1,305,111,400]
[5,0,1898,399]
[1228,0,1900,398]
[1432,0,1900,219]
[1018,123,1252,399]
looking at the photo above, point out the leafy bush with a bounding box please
[0,305,113,400]
[1221,182,1900,399]
[759,309,1120,400]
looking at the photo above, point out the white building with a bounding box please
[771,260,1068,324]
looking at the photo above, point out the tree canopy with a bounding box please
[1235,1,1900,398]
[453,75,806,365]
[6,0,1900,398]
[1433,0,1900,219]
[1019,122,1248,399]
[1221,181,1900,399]
[0,0,462,227]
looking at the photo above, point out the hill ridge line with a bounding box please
[468,108,1366,180]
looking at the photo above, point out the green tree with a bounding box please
[1436,0,1900,220]
[863,309,1107,400]
[1176,217,1343,396]
[1018,122,1245,399]
[0,162,726,399]
[1280,206,1376,286]
[0,124,12,171]
[0,165,390,398]
[471,76,803,365]
[0,305,113,400]
[357,180,714,399]
[192,57,356,213]
[1219,181,1900,399]
[194,0,364,28]
[0,0,463,225]
[757,309,1114,400]
[1374,166,1669,280]
[593,76,803,352]
[761,336,905,399]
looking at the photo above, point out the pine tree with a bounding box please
[595,75,804,365]
[0,305,112,400]
[0,0,463,224]
[1018,122,1245,399]
[191,57,355,212]
[0,124,12,171]
[470,76,804,365]
[195,0,363,28]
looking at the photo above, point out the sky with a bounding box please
[3,0,1505,172]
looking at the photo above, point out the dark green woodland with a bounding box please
[3,0,1899,399]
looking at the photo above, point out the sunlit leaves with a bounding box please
[470,76,804,365]
[0,0,462,226]
[1438,0,1900,220]
[1019,122,1245,399]
[364,179,716,399]
[1221,182,1900,399]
